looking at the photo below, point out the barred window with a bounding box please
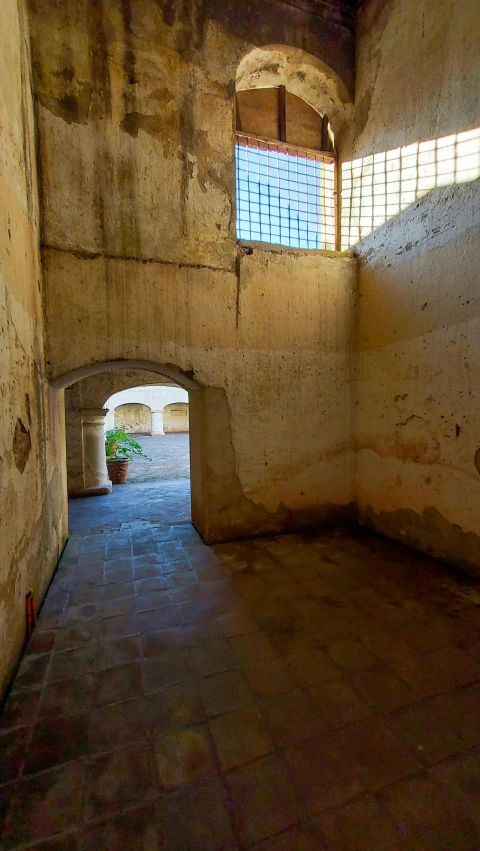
[236,134,336,250]
[235,87,337,250]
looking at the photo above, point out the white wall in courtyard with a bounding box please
[105,385,188,431]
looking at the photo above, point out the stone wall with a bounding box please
[164,403,189,433]
[0,0,67,699]
[347,0,480,571]
[114,403,152,432]
[30,0,358,540]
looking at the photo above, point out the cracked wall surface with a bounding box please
[0,0,67,700]
[27,0,358,548]
[349,0,480,572]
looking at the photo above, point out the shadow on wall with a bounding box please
[341,126,480,248]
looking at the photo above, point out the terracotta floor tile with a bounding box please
[141,651,190,692]
[283,733,365,812]
[0,726,29,784]
[188,639,237,678]
[154,727,216,791]
[349,666,416,713]
[85,743,155,821]
[327,639,380,673]
[285,649,342,687]
[430,749,480,830]
[88,696,149,752]
[430,683,480,745]
[210,705,274,771]
[13,652,50,690]
[0,687,41,732]
[156,777,237,850]
[80,803,158,850]
[380,773,480,850]
[39,674,95,718]
[261,688,328,746]
[4,527,480,850]
[95,635,142,671]
[0,762,83,848]
[47,646,97,683]
[384,700,468,766]
[225,754,303,847]
[317,793,405,851]
[307,679,372,729]
[25,713,89,774]
[253,824,324,850]
[390,646,480,697]
[147,681,204,733]
[92,661,143,706]
[199,670,254,718]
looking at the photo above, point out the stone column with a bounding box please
[151,410,165,435]
[105,409,115,431]
[80,408,112,496]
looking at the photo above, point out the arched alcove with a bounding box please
[236,45,352,137]
[234,46,352,251]
[114,402,152,433]
[163,402,189,433]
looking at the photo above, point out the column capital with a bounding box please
[80,408,109,422]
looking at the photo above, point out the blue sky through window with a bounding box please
[235,141,336,250]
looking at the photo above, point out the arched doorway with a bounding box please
[58,361,201,536]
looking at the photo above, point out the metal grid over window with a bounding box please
[236,133,336,250]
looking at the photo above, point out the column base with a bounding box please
[151,430,165,436]
[70,481,112,498]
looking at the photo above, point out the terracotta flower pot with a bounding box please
[107,458,129,484]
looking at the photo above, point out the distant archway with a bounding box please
[114,402,152,433]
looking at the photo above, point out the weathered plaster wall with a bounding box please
[164,402,189,433]
[29,0,358,540]
[0,0,67,700]
[114,403,152,432]
[50,248,357,533]
[348,0,480,572]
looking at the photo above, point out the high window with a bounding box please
[235,86,337,250]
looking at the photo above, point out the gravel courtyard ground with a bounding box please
[126,433,190,482]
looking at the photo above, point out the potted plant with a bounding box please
[105,428,151,484]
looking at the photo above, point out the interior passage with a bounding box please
[2,526,480,849]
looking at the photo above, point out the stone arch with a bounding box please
[51,359,199,392]
[236,45,353,136]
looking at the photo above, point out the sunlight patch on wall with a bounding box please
[341,127,480,249]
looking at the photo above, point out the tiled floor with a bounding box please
[2,524,480,849]
[68,479,191,534]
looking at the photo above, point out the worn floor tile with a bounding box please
[92,662,143,706]
[156,778,237,850]
[225,754,303,847]
[0,762,83,848]
[146,682,204,733]
[317,793,405,851]
[210,705,274,771]
[307,679,372,729]
[85,743,155,821]
[3,525,480,850]
[261,688,328,746]
[154,727,216,791]
[380,773,480,850]
[88,696,149,752]
[80,803,158,850]
[198,670,254,717]
[384,700,468,765]
[25,714,89,774]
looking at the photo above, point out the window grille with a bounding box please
[235,133,336,250]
